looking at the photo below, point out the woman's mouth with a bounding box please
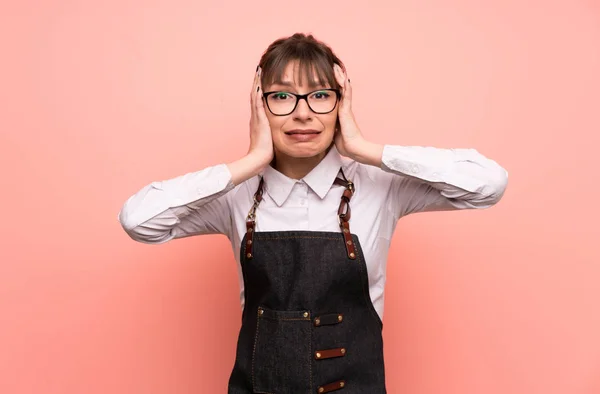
[284,129,321,142]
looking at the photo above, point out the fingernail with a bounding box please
[348,79,351,83]
[256,65,259,72]
[257,86,260,92]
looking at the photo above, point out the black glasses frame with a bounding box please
[262,88,341,116]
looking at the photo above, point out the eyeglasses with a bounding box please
[262,88,341,116]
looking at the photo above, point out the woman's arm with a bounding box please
[351,140,508,216]
[333,65,508,217]
[117,153,269,244]
[118,67,273,244]
[377,144,508,217]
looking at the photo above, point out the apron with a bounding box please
[227,169,386,393]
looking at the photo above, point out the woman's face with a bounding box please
[263,60,339,159]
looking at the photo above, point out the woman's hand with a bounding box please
[333,64,364,158]
[227,67,274,185]
[247,67,274,166]
[333,64,383,167]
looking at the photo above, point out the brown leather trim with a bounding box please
[314,313,343,327]
[248,171,357,260]
[255,177,264,203]
[245,221,255,259]
[245,177,264,260]
[335,172,356,260]
[317,380,346,393]
[340,221,356,259]
[314,347,346,360]
[337,189,353,219]
[333,176,349,188]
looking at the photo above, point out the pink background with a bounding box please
[2,1,600,393]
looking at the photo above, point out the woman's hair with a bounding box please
[258,33,345,90]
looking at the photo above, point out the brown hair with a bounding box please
[258,33,345,90]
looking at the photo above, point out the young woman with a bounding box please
[118,33,508,393]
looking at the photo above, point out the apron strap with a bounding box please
[245,168,356,260]
[244,176,264,259]
[333,171,356,259]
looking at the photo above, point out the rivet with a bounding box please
[318,388,324,393]
[303,312,309,318]
[341,348,346,354]
[258,308,263,315]
[247,253,252,258]
[315,318,320,325]
[340,381,345,387]
[346,240,352,245]
[247,228,253,233]
[338,315,343,321]
[349,252,355,258]
[247,239,252,244]
[343,228,349,233]
[316,352,321,358]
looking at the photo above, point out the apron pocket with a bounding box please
[252,306,312,394]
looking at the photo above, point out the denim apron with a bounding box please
[228,170,386,393]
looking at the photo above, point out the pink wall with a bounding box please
[2,1,599,393]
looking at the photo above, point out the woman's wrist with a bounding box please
[228,152,271,186]
[350,139,384,168]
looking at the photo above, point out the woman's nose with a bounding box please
[293,97,312,118]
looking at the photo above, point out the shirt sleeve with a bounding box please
[380,145,509,218]
[117,163,236,244]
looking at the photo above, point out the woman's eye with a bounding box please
[272,93,291,100]
[311,91,331,100]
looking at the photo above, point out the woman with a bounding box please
[118,33,508,393]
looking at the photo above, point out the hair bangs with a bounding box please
[259,33,344,91]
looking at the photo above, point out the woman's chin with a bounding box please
[281,143,329,159]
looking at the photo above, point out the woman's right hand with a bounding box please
[247,67,274,166]
[227,67,274,186]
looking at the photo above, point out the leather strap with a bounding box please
[244,176,264,259]
[314,313,343,327]
[245,168,356,260]
[333,172,356,259]
[315,347,347,360]
[317,380,346,393]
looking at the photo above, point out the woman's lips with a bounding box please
[284,129,321,142]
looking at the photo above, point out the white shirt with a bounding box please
[118,145,508,319]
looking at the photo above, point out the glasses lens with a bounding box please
[266,92,297,115]
[307,90,337,114]
[266,90,338,115]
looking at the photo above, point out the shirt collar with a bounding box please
[261,145,344,206]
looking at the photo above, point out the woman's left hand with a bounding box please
[333,64,366,159]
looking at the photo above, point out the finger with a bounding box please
[256,86,269,124]
[343,68,352,103]
[251,66,260,105]
[333,64,345,89]
[334,64,352,104]
[257,71,264,107]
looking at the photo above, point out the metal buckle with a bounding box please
[347,181,355,193]
[246,197,260,221]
